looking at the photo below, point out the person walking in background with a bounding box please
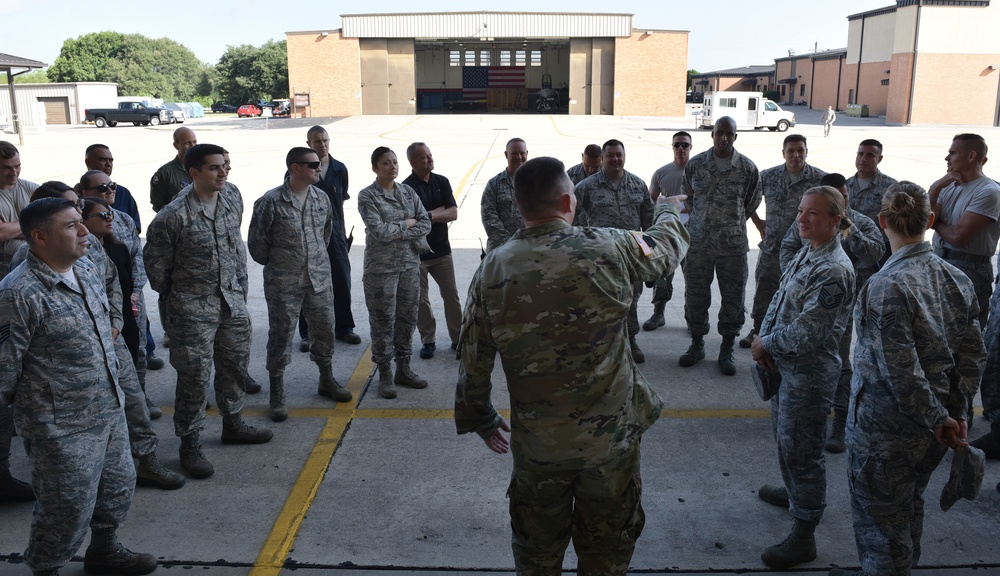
[821,106,836,137]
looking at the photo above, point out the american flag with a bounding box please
[463,66,525,100]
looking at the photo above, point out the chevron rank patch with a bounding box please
[0,322,9,346]
[818,281,846,309]
[868,308,897,332]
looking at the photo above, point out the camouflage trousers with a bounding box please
[23,386,134,572]
[944,258,992,330]
[115,339,157,457]
[832,315,855,412]
[980,285,1000,422]
[846,440,946,576]
[683,252,748,337]
[750,251,781,330]
[0,403,11,473]
[508,443,644,576]
[771,365,838,524]
[363,267,419,365]
[266,282,335,371]
[168,301,249,438]
[418,254,463,346]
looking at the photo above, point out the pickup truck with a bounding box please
[84,102,171,127]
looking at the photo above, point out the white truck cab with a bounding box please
[700,91,796,132]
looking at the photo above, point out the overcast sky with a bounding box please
[4,0,886,73]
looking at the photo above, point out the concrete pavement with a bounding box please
[1,110,999,575]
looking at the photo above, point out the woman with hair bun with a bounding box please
[833,181,985,576]
[751,185,856,569]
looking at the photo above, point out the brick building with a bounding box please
[286,12,688,117]
[689,65,775,97]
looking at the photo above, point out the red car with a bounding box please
[237,104,261,118]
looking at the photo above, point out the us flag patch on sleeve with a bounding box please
[630,231,653,257]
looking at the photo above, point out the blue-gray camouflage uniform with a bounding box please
[981,287,1000,426]
[0,251,134,574]
[144,186,250,439]
[109,207,149,387]
[780,208,885,416]
[573,169,655,338]
[848,241,984,575]
[751,163,827,329]
[248,182,336,371]
[566,163,590,185]
[359,180,431,365]
[848,170,898,269]
[760,234,855,525]
[683,148,762,337]
[455,203,689,575]
[481,170,522,252]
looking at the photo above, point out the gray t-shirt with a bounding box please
[933,175,1000,256]
[650,162,685,199]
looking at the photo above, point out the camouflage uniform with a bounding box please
[848,241,985,575]
[780,208,885,415]
[109,207,149,386]
[981,288,1000,425]
[751,163,826,330]
[847,170,898,270]
[455,203,689,575]
[682,148,762,337]
[144,186,250,438]
[359,180,431,364]
[248,182,335,371]
[0,178,38,278]
[0,251,134,574]
[574,169,654,338]
[760,234,855,525]
[149,156,189,212]
[481,169,522,252]
[566,163,590,185]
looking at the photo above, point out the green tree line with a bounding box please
[20,32,289,106]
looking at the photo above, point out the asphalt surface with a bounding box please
[1,109,999,575]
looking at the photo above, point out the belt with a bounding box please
[934,247,992,265]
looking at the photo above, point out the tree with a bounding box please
[12,70,50,84]
[687,69,700,91]
[216,40,288,105]
[48,32,213,101]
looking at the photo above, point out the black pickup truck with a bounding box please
[84,102,171,127]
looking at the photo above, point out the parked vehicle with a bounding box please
[85,102,171,128]
[211,102,237,113]
[699,91,796,132]
[162,103,187,124]
[270,99,291,116]
[237,104,262,118]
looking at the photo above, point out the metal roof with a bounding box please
[692,65,775,78]
[0,53,47,70]
[340,12,633,39]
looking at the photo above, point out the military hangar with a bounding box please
[286,12,688,117]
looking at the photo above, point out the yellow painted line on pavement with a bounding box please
[378,116,424,139]
[249,346,374,575]
[548,115,566,137]
[454,158,487,202]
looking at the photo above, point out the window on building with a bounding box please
[848,89,854,104]
[515,50,526,66]
[500,50,511,66]
[464,51,475,66]
[480,50,490,66]
[780,85,786,97]
[880,79,889,86]
[530,50,541,66]
[800,84,806,97]
[449,51,460,67]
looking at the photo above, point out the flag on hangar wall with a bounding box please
[462,67,526,100]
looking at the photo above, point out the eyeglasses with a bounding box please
[86,181,117,194]
[292,161,321,169]
[74,198,86,212]
[672,142,691,149]
[84,211,114,222]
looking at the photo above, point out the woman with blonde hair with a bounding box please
[752,185,856,569]
[832,181,985,576]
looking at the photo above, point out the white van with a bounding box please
[700,91,796,132]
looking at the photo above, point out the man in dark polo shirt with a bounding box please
[403,142,462,360]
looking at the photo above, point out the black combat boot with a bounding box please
[135,452,186,490]
[221,415,273,445]
[629,336,646,364]
[825,409,848,454]
[84,528,157,575]
[642,302,666,331]
[739,326,758,349]
[761,518,817,569]
[318,364,353,402]
[269,370,287,422]
[679,336,705,367]
[757,484,789,508]
[970,420,1000,460]
[0,469,35,501]
[718,336,736,375]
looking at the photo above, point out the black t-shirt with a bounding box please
[402,171,456,260]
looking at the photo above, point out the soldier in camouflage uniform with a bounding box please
[751,186,855,570]
[248,147,352,422]
[847,139,898,268]
[144,144,272,480]
[742,135,826,357]
[831,181,985,576]
[565,144,602,185]
[573,139,655,363]
[779,174,885,454]
[680,117,762,374]
[481,138,527,252]
[149,127,196,212]
[0,198,157,576]
[455,156,689,575]
[360,147,432,399]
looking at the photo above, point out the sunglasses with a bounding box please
[672,142,691,149]
[293,161,321,169]
[84,211,115,222]
[86,181,117,194]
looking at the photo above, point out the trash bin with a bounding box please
[846,104,870,118]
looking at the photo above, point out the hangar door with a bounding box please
[360,39,416,115]
[38,97,71,124]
